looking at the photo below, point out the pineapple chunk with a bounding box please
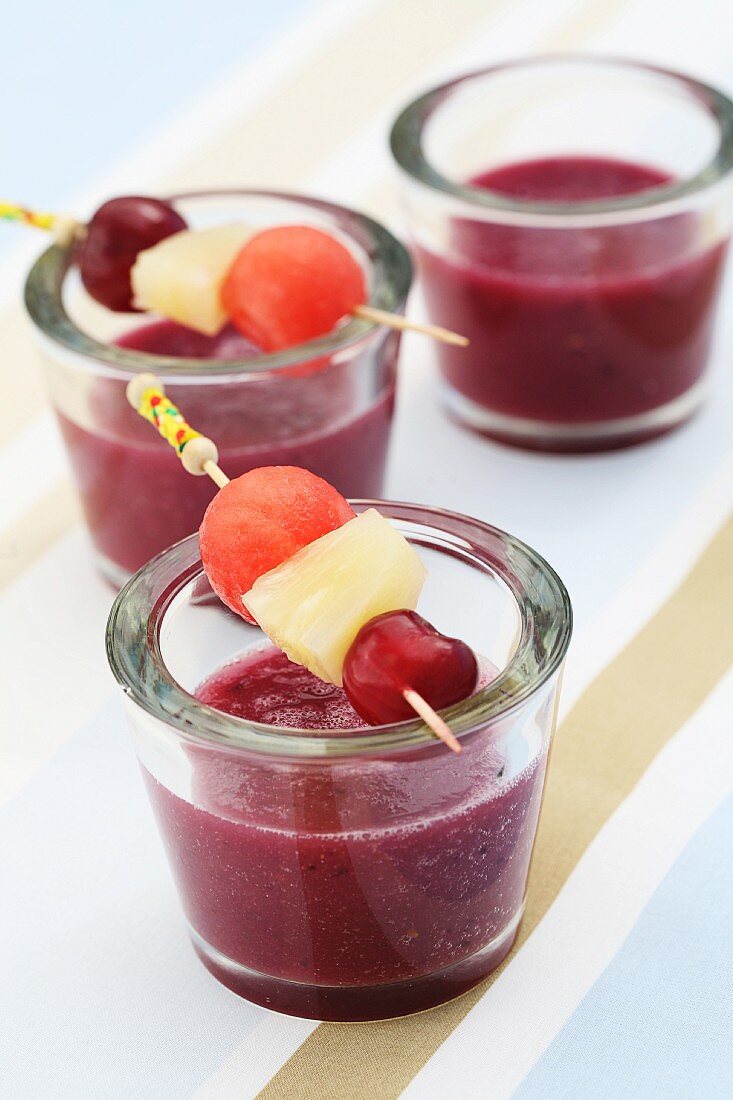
[243,509,427,685]
[131,224,253,336]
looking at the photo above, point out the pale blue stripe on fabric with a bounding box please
[0,698,264,1099]
[1,0,312,255]
[513,794,733,1100]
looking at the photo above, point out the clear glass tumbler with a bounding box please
[25,191,411,584]
[391,56,733,452]
[106,501,571,1021]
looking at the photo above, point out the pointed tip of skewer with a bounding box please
[437,329,470,348]
[352,304,468,349]
[402,688,462,754]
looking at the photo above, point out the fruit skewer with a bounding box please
[2,197,468,348]
[126,373,467,752]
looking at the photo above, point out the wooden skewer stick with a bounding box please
[201,460,230,490]
[126,371,461,752]
[402,688,462,754]
[353,304,469,348]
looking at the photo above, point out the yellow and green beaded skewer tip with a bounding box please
[125,373,230,489]
[0,201,81,246]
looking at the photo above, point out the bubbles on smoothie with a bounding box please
[195,645,365,729]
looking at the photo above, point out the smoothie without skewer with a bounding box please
[418,155,728,449]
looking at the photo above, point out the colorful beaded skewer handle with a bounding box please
[125,373,230,489]
[0,201,80,245]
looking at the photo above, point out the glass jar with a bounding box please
[106,501,571,1021]
[25,191,411,584]
[391,56,733,452]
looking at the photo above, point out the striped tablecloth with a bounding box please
[2,1,733,1097]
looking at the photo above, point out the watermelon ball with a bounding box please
[221,225,367,351]
[199,466,355,623]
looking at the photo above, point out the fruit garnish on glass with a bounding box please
[125,374,479,750]
[3,197,467,347]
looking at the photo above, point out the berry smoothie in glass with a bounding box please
[391,57,733,451]
[107,503,571,1021]
[25,191,410,584]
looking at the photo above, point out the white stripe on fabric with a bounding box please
[0,528,114,805]
[560,448,733,718]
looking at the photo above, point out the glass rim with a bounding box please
[24,188,413,381]
[106,500,572,759]
[390,54,733,226]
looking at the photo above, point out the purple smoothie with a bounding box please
[418,155,728,450]
[143,647,547,1020]
[57,320,397,578]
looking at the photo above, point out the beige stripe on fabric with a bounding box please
[539,0,634,48]
[258,511,733,1100]
[0,310,49,448]
[158,0,508,195]
[0,481,80,590]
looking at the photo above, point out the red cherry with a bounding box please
[79,196,187,311]
[342,610,478,726]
